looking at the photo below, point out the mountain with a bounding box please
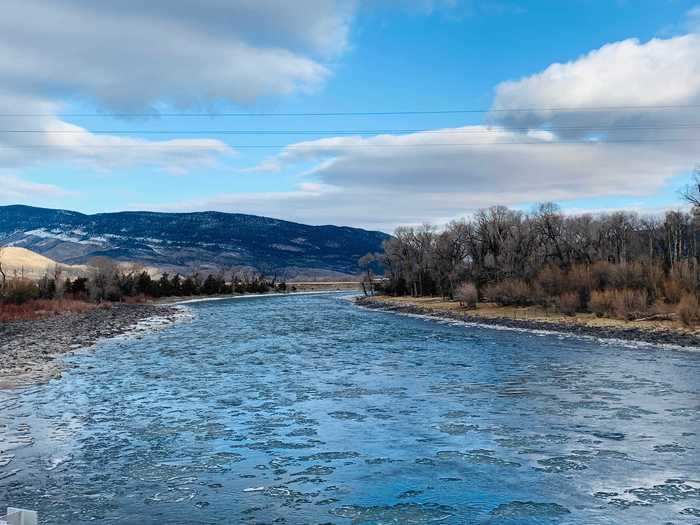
[0,205,389,277]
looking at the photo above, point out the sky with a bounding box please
[1,0,700,232]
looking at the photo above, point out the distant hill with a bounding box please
[0,247,87,279]
[0,205,389,277]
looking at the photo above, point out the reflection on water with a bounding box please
[0,294,699,524]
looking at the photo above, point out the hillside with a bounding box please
[0,205,389,277]
[0,247,87,279]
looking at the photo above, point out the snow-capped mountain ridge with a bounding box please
[0,205,389,277]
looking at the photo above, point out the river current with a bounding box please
[0,293,698,524]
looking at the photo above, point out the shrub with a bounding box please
[2,278,40,305]
[536,265,565,297]
[625,262,647,290]
[670,260,697,292]
[589,290,615,317]
[590,261,614,290]
[568,264,592,306]
[558,292,580,316]
[483,279,533,306]
[663,262,697,304]
[678,294,700,326]
[612,289,648,320]
[643,263,665,301]
[663,278,683,304]
[455,282,478,308]
[530,281,553,307]
[589,289,648,319]
[568,265,592,290]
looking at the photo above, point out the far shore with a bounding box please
[156,288,356,305]
[356,295,700,349]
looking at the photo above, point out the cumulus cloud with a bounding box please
[4,2,697,228]
[491,34,700,138]
[0,1,362,174]
[0,0,472,184]
[209,33,700,230]
[0,1,350,110]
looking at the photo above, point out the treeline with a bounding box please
[378,203,700,324]
[0,258,288,305]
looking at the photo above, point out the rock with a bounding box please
[0,304,180,388]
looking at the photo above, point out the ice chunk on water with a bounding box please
[331,502,455,523]
[490,500,571,517]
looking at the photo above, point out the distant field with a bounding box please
[0,247,88,279]
[290,281,363,291]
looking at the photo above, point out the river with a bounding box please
[1,293,698,524]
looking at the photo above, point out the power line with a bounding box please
[2,123,700,135]
[1,138,699,150]
[0,103,699,118]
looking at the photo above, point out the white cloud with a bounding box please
[3,2,697,229]
[0,173,72,203]
[0,1,361,175]
[491,34,700,137]
[201,33,700,230]
[0,1,348,110]
[0,92,233,174]
[0,0,471,184]
[201,124,691,230]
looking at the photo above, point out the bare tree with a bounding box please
[681,165,700,207]
[88,256,118,301]
[0,246,6,290]
[53,263,64,299]
[380,202,700,300]
[358,253,377,296]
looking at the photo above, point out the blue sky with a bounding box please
[2,1,700,231]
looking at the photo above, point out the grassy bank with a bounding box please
[357,295,700,347]
[0,299,102,322]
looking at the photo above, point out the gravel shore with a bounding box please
[356,296,700,348]
[0,303,182,389]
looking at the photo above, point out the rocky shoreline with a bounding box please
[356,296,700,349]
[0,303,182,389]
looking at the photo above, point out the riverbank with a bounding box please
[0,303,181,389]
[356,295,700,348]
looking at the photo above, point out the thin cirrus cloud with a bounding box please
[0,173,72,202]
[218,30,700,230]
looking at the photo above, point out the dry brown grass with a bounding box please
[558,292,580,316]
[612,289,648,320]
[371,295,700,337]
[678,293,700,326]
[663,278,684,304]
[589,290,615,317]
[0,299,102,322]
[589,289,649,320]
